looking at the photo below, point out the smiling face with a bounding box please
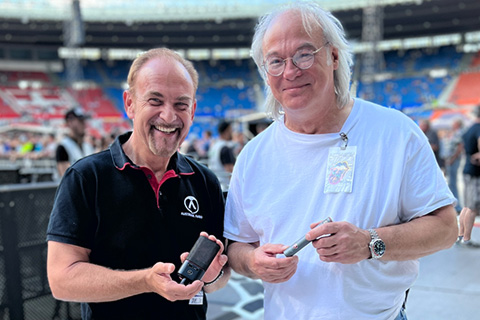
[263,10,338,117]
[124,56,196,160]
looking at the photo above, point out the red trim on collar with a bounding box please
[140,168,177,208]
[117,162,194,208]
[115,162,131,171]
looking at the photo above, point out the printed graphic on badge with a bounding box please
[324,146,357,193]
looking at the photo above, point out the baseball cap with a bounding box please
[65,107,90,120]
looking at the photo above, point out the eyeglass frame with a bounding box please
[262,42,330,77]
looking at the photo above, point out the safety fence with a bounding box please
[0,182,80,320]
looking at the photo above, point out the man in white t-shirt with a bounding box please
[223,2,458,320]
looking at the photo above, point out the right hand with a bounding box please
[248,243,298,283]
[145,262,203,302]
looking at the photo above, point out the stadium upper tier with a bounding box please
[1,45,480,137]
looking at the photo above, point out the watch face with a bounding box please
[373,239,386,257]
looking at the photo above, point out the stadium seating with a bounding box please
[70,88,123,118]
[1,86,70,120]
[356,46,470,111]
[448,72,480,106]
[0,95,19,118]
[2,45,480,140]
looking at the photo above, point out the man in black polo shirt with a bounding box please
[46,48,229,320]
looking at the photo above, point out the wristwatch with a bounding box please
[368,229,385,259]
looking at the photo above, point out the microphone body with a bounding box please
[178,236,220,285]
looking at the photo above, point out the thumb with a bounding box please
[218,254,228,266]
[263,243,289,254]
[153,262,175,275]
[180,252,189,263]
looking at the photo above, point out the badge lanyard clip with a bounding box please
[339,132,348,150]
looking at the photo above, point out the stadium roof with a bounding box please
[0,0,420,22]
[0,0,479,59]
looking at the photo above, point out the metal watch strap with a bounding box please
[368,228,379,241]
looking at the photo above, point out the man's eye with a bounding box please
[268,57,283,66]
[176,103,189,110]
[296,50,313,59]
[148,98,162,106]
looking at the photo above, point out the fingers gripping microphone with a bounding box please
[284,217,333,257]
[178,236,220,285]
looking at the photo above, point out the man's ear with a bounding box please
[123,90,135,120]
[331,46,339,70]
[191,99,197,122]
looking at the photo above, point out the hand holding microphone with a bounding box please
[284,217,333,257]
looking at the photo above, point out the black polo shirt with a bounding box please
[47,132,225,320]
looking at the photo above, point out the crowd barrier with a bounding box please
[0,182,80,320]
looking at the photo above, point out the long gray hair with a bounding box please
[251,1,353,120]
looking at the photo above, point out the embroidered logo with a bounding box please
[184,196,199,214]
[181,196,203,219]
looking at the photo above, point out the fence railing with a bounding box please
[0,182,80,320]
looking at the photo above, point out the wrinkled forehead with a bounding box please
[263,10,324,54]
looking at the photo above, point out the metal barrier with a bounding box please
[0,182,80,320]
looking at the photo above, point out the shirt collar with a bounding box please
[110,131,195,175]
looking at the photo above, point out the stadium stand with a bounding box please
[448,72,480,106]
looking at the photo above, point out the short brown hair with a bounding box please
[127,48,199,97]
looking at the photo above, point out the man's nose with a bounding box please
[160,105,177,123]
[283,59,301,79]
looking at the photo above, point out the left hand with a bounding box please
[180,232,228,283]
[306,221,371,264]
[471,152,480,166]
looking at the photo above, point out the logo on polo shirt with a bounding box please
[181,196,203,219]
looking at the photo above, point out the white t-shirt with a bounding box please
[224,99,455,320]
[60,136,95,165]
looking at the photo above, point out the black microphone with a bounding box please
[178,236,220,285]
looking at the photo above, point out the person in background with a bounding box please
[47,48,229,320]
[419,119,443,170]
[223,2,458,320]
[198,129,213,160]
[458,105,480,248]
[55,107,95,177]
[208,120,236,192]
[42,133,58,159]
[441,118,464,212]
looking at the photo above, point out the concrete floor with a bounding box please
[207,218,480,320]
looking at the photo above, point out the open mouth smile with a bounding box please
[152,125,179,135]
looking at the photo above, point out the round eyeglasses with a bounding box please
[262,43,330,77]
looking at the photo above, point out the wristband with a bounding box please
[204,269,224,287]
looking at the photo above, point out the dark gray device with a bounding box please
[284,217,333,257]
[178,236,220,285]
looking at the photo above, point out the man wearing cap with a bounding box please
[56,107,95,177]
